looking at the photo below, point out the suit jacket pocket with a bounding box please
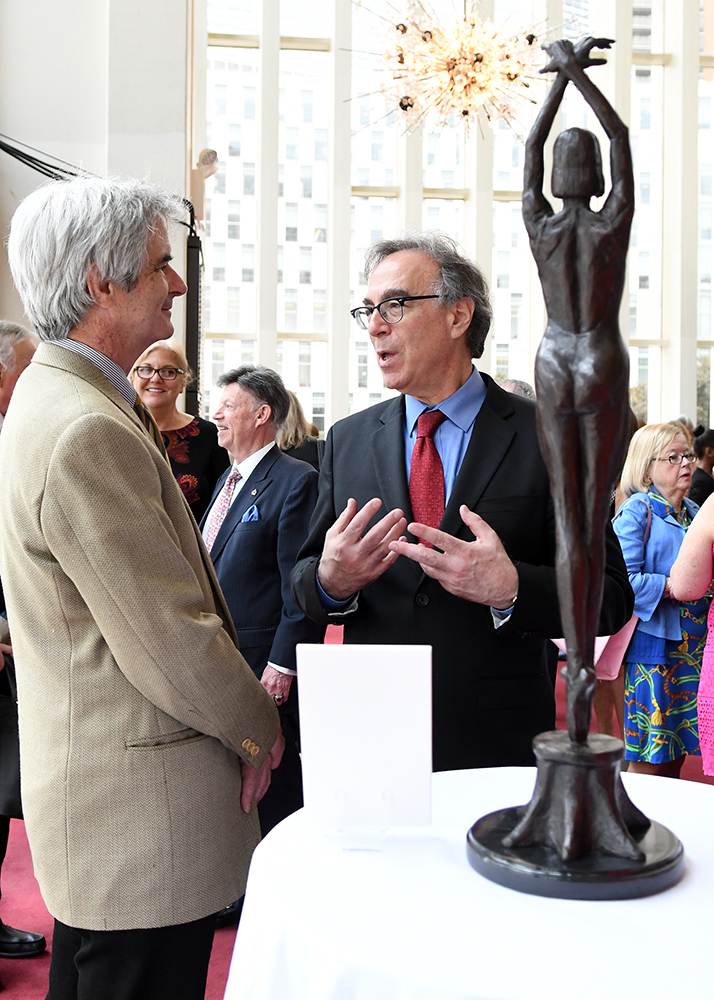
[230,519,264,533]
[126,727,209,750]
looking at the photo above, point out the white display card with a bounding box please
[296,643,432,829]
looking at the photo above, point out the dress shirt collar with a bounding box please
[405,365,486,435]
[232,441,275,482]
[55,339,137,406]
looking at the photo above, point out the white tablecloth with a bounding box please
[224,767,713,1000]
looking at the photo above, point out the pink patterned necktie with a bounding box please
[409,410,447,546]
[204,467,242,553]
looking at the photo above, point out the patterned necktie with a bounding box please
[409,410,447,546]
[133,399,170,464]
[204,467,242,553]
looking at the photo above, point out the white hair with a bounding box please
[0,321,39,370]
[8,177,183,341]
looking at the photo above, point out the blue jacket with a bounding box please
[613,491,699,640]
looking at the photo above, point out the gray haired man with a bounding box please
[0,321,39,421]
[0,178,282,1000]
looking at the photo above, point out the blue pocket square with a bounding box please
[241,504,259,522]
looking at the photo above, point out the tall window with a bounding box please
[301,166,312,199]
[312,392,325,433]
[243,163,255,196]
[202,0,713,429]
[229,124,241,156]
[285,203,298,241]
[301,89,313,123]
[242,245,254,283]
[314,204,327,242]
[213,243,225,282]
[357,342,368,388]
[314,129,327,161]
[299,247,312,284]
[227,287,240,331]
[299,342,311,386]
[313,290,326,332]
[284,289,297,332]
[228,201,240,239]
[214,161,226,195]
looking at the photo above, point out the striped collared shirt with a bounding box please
[55,339,137,406]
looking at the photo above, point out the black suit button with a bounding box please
[416,593,429,607]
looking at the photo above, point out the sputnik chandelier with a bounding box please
[380,1,543,133]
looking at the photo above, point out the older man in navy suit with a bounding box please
[201,365,322,860]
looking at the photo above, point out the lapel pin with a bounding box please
[251,489,258,496]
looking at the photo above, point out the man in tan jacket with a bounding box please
[0,178,283,1000]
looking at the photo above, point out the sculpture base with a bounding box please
[467,808,683,899]
[466,731,684,900]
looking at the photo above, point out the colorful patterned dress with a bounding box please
[622,490,707,763]
[700,568,714,775]
[163,416,229,522]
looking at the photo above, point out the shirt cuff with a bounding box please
[267,661,297,677]
[491,606,514,629]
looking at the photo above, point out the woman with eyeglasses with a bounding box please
[130,340,229,521]
[613,421,707,777]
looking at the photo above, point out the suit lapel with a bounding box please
[208,445,280,561]
[440,374,516,539]
[35,344,241,643]
[371,396,411,516]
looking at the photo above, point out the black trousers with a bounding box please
[0,813,9,901]
[46,913,216,1000]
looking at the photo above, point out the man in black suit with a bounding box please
[201,366,323,845]
[291,234,633,772]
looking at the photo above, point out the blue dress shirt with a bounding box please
[404,366,486,505]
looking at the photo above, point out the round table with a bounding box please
[224,767,713,1000]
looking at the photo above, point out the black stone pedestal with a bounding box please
[466,731,684,900]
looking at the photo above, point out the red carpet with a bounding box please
[1,646,710,997]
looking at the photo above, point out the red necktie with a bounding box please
[204,467,242,553]
[409,410,446,545]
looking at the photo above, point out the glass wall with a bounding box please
[197,0,714,432]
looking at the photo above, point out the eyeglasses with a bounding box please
[650,452,696,466]
[350,295,441,330]
[133,366,184,381]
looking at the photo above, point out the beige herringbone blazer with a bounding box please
[0,344,278,930]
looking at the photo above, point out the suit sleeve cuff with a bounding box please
[316,574,359,616]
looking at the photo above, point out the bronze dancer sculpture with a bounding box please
[468,38,685,896]
[523,36,633,743]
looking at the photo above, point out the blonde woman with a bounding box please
[131,339,229,520]
[275,391,323,471]
[613,422,705,777]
